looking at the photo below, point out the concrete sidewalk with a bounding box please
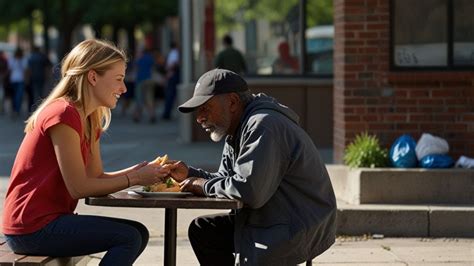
[0,113,473,265]
[75,201,474,266]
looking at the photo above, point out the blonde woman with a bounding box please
[2,39,169,265]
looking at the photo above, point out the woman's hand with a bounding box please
[166,160,189,182]
[129,163,170,186]
[130,161,148,171]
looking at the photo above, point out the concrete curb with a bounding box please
[337,204,474,237]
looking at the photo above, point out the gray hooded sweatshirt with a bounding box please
[188,93,337,265]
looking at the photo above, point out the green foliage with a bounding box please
[307,0,333,27]
[0,0,178,27]
[344,132,389,168]
[0,26,8,41]
[82,0,178,27]
[0,0,177,56]
[216,0,298,23]
[215,0,334,38]
[9,19,30,39]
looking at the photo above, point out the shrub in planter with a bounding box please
[344,132,389,168]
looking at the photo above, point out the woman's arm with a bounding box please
[49,123,168,199]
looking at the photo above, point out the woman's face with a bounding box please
[90,61,127,109]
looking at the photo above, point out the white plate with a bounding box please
[130,190,193,198]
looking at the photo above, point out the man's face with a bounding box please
[196,94,231,142]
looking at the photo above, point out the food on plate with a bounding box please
[150,154,169,165]
[143,177,181,192]
[143,154,181,192]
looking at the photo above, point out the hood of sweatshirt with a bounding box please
[242,93,299,125]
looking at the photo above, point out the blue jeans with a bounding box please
[5,214,149,266]
[11,81,24,113]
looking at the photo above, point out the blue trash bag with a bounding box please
[390,134,418,168]
[419,154,454,168]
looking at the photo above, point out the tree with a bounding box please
[307,0,333,27]
[215,0,333,36]
[82,0,178,56]
[0,0,178,59]
[215,0,298,36]
[0,0,37,45]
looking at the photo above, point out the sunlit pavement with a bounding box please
[0,113,473,265]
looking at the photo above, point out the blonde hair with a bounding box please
[25,39,127,142]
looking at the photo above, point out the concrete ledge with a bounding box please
[336,203,474,237]
[336,205,428,237]
[429,207,474,237]
[327,165,474,204]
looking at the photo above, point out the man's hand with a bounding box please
[180,177,206,196]
[166,160,189,182]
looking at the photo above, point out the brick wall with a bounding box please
[333,0,474,163]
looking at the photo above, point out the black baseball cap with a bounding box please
[178,69,248,113]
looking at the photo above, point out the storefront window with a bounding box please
[454,0,474,66]
[192,0,333,78]
[305,0,333,74]
[393,0,447,67]
[393,0,474,69]
[214,0,300,75]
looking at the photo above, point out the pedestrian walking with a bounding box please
[27,46,51,112]
[8,47,27,117]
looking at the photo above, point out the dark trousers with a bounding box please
[162,69,179,119]
[188,212,235,266]
[28,80,44,112]
[5,214,149,266]
[11,81,24,113]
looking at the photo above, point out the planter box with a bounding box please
[327,165,474,205]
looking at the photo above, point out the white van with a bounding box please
[305,25,334,74]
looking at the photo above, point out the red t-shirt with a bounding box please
[3,99,91,235]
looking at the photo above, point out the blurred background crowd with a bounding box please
[0,1,183,123]
[0,0,335,123]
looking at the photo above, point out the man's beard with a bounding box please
[210,126,227,142]
[209,112,231,142]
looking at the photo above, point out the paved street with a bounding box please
[0,111,473,265]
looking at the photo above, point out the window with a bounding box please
[392,0,474,69]
[305,0,334,74]
[191,0,333,78]
[453,0,474,66]
[214,0,302,76]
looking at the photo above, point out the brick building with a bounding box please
[333,0,474,162]
[178,0,473,164]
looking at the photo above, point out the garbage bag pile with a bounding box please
[389,133,472,169]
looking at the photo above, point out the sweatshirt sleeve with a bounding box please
[204,117,288,209]
[187,144,233,180]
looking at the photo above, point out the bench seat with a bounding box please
[0,237,89,266]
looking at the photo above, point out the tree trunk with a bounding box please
[59,27,73,60]
[58,0,68,59]
[126,24,136,58]
[152,22,161,51]
[112,25,120,44]
[58,0,82,60]
[28,12,34,49]
[42,0,50,55]
[93,23,103,39]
